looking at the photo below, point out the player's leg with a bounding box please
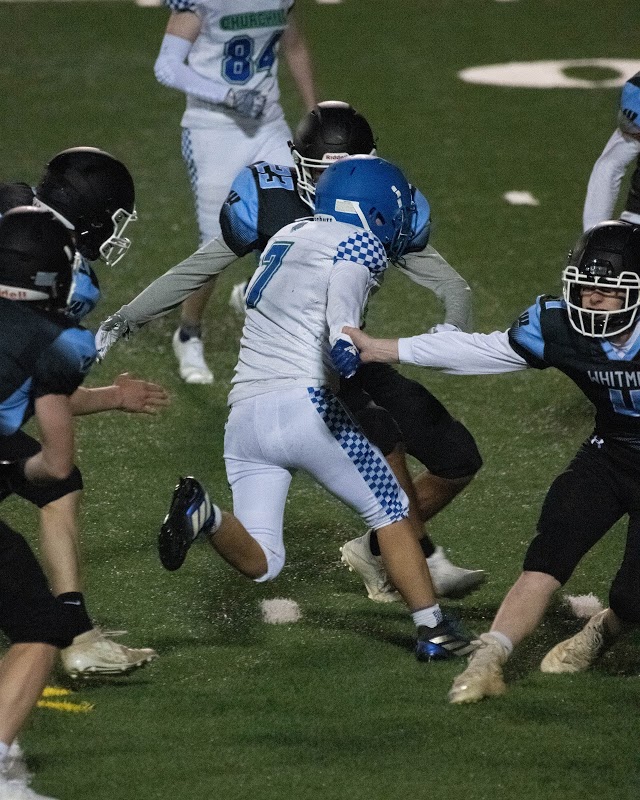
[176,124,250,383]
[339,366,484,598]
[449,444,624,703]
[542,467,640,674]
[298,388,474,659]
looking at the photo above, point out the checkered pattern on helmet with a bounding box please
[334,231,388,275]
[307,388,405,521]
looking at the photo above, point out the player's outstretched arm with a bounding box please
[70,374,170,416]
[342,327,400,364]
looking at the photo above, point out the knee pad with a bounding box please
[407,414,483,480]
[14,465,83,508]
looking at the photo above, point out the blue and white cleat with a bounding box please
[159,476,218,571]
[415,619,477,662]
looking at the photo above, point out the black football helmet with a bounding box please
[562,221,640,338]
[289,101,376,208]
[0,182,35,216]
[0,207,78,311]
[35,147,136,265]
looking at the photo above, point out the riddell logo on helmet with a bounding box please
[323,153,349,163]
[0,286,28,300]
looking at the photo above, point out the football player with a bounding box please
[0,149,165,678]
[157,156,476,661]
[344,221,640,702]
[154,0,317,384]
[0,208,140,800]
[583,71,640,230]
[96,101,485,600]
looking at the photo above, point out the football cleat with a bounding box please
[60,628,157,679]
[540,609,614,673]
[339,531,400,603]
[426,546,486,599]
[172,329,214,384]
[415,618,477,662]
[159,476,219,571]
[448,633,509,703]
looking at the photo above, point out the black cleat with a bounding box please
[415,619,478,662]
[159,476,215,571]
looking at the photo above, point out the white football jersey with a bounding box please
[229,219,388,404]
[167,0,294,127]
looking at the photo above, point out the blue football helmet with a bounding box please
[314,155,417,262]
[620,72,640,134]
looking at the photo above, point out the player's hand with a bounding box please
[95,312,130,361]
[114,373,170,414]
[330,334,361,378]
[427,322,460,334]
[224,89,267,119]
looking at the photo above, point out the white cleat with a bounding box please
[339,532,400,603]
[60,628,158,679]
[448,633,509,704]
[540,609,613,673]
[0,773,58,800]
[426,546,486,599]
[172,329,214,384]
[228,280,249,316]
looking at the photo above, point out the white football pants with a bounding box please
[223,387,409,581]
[182,116,294,243]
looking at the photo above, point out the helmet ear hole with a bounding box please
[0,207,77,312]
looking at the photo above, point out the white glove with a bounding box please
[95,312,130,361]
[223,89,267,119]
[427,323,460,335]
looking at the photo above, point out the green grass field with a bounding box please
[1,1,640,798]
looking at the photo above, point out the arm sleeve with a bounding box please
[118,236,238,330]
[396,246,473,331]
[327,261,375,346]
[397,329,529,374]
[154,33,229,105]
[583,129,640,230]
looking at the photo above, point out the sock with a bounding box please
[0,740,8,765]
[419,536,436,559]
[200,504,223,538]
[57,592,93,633]
[412,604,444,629]
[179,323,202,342]
[368,529,380,556]
[486,631,513,656]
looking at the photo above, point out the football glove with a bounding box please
[95,312,131,362]
[224,89,267,119]
[427,322,460,335]
[330,334,361,379]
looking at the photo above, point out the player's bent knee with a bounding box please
[249,540,285,583]
[354,404,403,457]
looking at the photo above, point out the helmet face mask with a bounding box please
[0,207,79,313]
[35,147,136,266]
[562,222,640,338]
[290,101,376,209]
[314,155,417,263]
